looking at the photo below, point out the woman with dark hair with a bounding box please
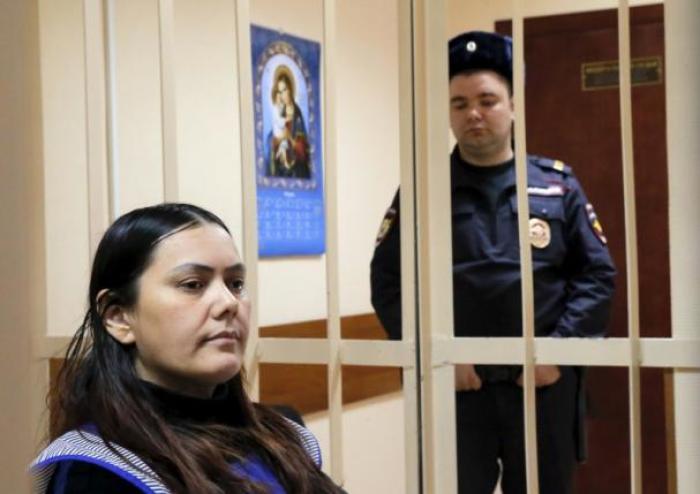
[31,203,343,494]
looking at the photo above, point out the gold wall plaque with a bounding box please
[581,56,663,91]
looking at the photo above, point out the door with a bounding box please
[497,5,672,493]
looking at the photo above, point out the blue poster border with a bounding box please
[251,25,325,257]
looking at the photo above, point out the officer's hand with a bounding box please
[516,365,561,388]
[455,364,482,391]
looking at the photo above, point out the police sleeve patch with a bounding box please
[375,207,397,246]
[586,203,607,245]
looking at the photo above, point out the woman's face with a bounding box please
[277,79,292,105]
[124,224,250,398]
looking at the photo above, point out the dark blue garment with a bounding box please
[45,455,286,494]
[35,382,320,494]
[455,367,578,494]
[370,147,616,490]
[370,146,616,340]
[234,456,286,494]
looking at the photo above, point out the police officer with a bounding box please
[370,31,616,494]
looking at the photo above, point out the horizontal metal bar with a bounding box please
[436,337,700,368]
[340,340,415,368]
[640,338,700,368]
[535,337,631,366]
[433,337,525,365]
[535,338,700,368]
[36,335,700,369]
[258,337,329,364]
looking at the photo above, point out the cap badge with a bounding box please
[529,218,551,249]
[466,41,477,53]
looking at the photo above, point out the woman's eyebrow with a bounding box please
[170,263,213,275]
[226,263,246,275]
[169,262,246,275]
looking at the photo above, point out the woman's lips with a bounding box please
[204,330,238,343]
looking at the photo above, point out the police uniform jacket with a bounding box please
[371,147,616,341]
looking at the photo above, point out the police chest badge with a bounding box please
[529,218,551,249]
[375,207,397,246]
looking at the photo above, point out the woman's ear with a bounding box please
[96,289,136,345]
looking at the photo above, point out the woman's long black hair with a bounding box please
[50,203,342,493]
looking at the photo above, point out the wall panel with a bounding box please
[39,0,91,337]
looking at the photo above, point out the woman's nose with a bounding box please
[212,281,239,318]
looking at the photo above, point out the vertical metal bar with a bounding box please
[415,0,457,492]
[83,0,110,255]
[103,0,119,219]
[397,0,420,492]
[617,2,643,492]
[233,0,261,401]
[322,0,344,484]
[511,2,539,492]
[157,0,178,201]
[401,369,421,494]
[665,1,700,491]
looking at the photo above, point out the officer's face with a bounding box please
[449,70,514,165]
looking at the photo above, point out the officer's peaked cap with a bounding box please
[448,31,513,82]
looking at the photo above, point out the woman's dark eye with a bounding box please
[228,279,246,295]
[180,279,205,291]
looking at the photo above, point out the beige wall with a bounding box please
[39,0,91,337]
[39,0,667,334]
[111,0,164,213]
[251,0,402,324]
[665,0,700,490]
[39,0,400,332]
[305,392,406,493]
[1,0,45,491]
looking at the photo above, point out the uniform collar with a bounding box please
[450,147,555,190]
[450,146,516,190]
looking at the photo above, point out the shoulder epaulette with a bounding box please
[528,155,572,175]
[284,418,323,468]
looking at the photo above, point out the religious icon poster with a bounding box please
[251,25,325,257]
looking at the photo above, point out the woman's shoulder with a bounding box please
[31,429,169,494]
[261,404,323,468]
[283,417,322,468]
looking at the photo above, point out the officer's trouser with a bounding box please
[455,366,577,494]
